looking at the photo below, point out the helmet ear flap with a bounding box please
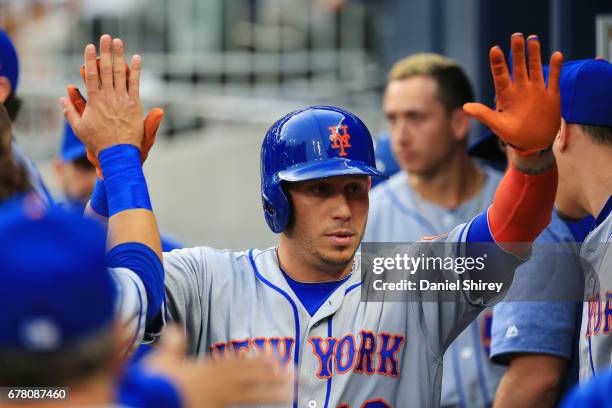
[264,201,276,216]
[262,182,291,233]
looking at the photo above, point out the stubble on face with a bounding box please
[285,217,364,272]
[281,176,369,279]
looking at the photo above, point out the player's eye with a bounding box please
[309,183,332,195]
[346,183,366,196]
[407,112,427,124]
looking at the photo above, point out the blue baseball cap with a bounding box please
[467,127,507,166]
[559,59,612,127]
[0,30,19,92]
[60,121,87,162]
[0,202,115,352]
[372,131,400,187]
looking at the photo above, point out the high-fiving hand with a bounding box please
[463,33,563,154]
[66,58,163,178]
[61,35,146,159]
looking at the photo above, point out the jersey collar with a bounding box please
[593,194,612,229]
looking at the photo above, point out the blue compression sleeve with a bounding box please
[107,242,164,322]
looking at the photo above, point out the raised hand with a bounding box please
[463,33,563,154]
[61,35,145,157]
[67,84,163,178]
[66,57,163,175]
[77,59,164,163]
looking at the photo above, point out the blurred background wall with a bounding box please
[1,0,611,249]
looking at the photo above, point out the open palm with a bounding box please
[464,34,563,154]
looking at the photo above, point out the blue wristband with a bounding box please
[90,178,109,217]
[98,144,151,217]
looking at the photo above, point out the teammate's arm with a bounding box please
[464,33,562,255]
[420,35,563,351]
[62,34,162,256]
[494,355,568,408]
[61,35,164,325]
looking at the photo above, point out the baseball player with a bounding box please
[69,33,563,407]
[469,123,588,407]
[0,29,192,406]
[0,58,166,396]
[0,32,163,349]
[364,53,505,408]
[55,120,98,213]
[0,29,159,353]
[0,39,178,407]
[546,59,612,381]
[0,34,290,408]
[0,206,291,408]
[0,29,53,206]
[0,30,21,122]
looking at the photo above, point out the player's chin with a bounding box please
[398,157,424,173]
[320,241,359,265]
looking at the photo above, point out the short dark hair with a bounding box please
[0,326,114,387]
[579,124,612,146]
[387,53,474,114]
[71,155,95,172]
[3,91,22,122]
[0,104,29,201]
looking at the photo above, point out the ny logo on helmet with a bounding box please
[329,125,352,157]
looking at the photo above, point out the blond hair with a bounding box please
[387,53,474,113]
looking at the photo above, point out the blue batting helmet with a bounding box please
[261,106,386,233]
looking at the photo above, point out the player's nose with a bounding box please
[393,120,412,146]
[329,192,352,221]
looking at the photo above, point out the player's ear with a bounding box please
[0,77,12,104]
[556,118,569,152]
[450,108,470,142]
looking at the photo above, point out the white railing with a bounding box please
[4,0,384,159]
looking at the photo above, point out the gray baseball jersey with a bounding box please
[364,165,504,407]
[579,196,612,381]
[157,215,522,408]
